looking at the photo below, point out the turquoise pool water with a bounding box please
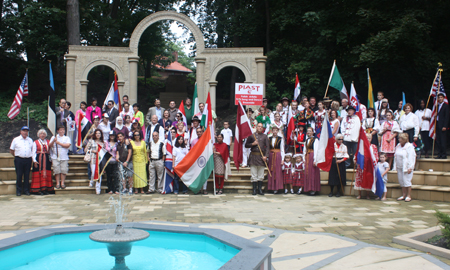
[0,230,240,270]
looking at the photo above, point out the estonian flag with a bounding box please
[47,62,56,135]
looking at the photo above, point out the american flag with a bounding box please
[429,71,447,139]
[7,71,28,119]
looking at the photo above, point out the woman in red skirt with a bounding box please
[292,154,305,194]
[282,153,293,194]
[31,129,54,195]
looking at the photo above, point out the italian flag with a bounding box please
[76,113,89,148]
[328,60,349,100]
[173,126,214,194]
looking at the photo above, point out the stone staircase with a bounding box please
[1,153,450,201]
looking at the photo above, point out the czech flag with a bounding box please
[316,113,335,172]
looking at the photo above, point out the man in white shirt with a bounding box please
[49,125,72,190]
[145,115,164,144]
[10,126,34,196]
[341,106,361,167]
[147,131,166,193]
[415,99,432,157]
[339,99,349,121]
[220,121,233,150]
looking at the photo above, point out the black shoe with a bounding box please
[252,182,257,195]
[257,181,264,195]
[335,192,341,197]
[25,192,30,196]
[16,191,21,196]
[328,193,333,197]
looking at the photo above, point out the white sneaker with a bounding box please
[273,190,278,194]
[89,181,93,187]
[297,188,302,194]
[290,189,294,194]
[284,189,288,194]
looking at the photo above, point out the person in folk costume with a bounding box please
[341,106,361,168]
[292,154,305,194]
[268,112,284,138]
[242,108,256,168]
[379,110,401,169]
[296,101,314,129]
[303,127,320,195]
[290,125,306,154]
[213,134,231,195]
[362,108,380,147]
[267,125,285,194]
[314,101,327,138]
[270,103,284,124]
[31,129,54,195]
[377,99,390,126]
[328,134,349,197]
[330,110,340,137]
[132,103,146,140]
[354,133,379,199]
[282,153,294,194]
[245,123,270,195]
[256,106,271,134]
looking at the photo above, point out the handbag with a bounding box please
[84,150,92,163]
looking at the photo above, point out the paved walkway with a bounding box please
[1,193,450,269]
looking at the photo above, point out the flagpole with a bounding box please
[323,60,336,98]
[432,68,443,158]
[349,166,357,195]
[335,155,345,195]
[426,69,439,109]
[213,168,216,196]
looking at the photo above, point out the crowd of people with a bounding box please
[10,91,448,202]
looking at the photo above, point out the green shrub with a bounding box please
[434,210,450,248]
[0,100,50,124]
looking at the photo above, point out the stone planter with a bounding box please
[393,226,450,259]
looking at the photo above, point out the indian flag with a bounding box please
[174,126,214,194]
[76,113,89,148]
[328,60,349,100]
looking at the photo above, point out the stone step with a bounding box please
[54,186,108,195]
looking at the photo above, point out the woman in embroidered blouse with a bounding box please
[379,110,400,169]
[31,129,54,195]
[394,133,416,202]
[267,125,285,194]
[85,97,102,122]
[314,101,326,137]
[85,129,105,195]
[377,99,390,126]
[330,110,340,137]
[328,134,349,197]
[362,108,380,146]
[130,131,148,194]
[256,106,271,134]
[269,112,284,137]
[297,101,314,128]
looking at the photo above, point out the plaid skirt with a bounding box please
[292,170,304,187]
[283,170,293,184]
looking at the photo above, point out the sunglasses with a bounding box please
[134,134,140,137]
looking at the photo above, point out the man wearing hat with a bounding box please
[189,116,201,147]
[281,97,289,114]
[341,106,361,167]
[262,98,272,115]
[10,126,34,196]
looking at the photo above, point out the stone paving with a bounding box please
[1,193,450,269]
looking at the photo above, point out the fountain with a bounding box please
[89,165,149,270]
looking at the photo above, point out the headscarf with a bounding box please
[115,116,124,130]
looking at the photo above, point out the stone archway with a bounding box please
[65,11,266,114]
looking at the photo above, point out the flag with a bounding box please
[429,71,447,139]
[94,144,112,181]
[373,166,385,199]
[114,71,121,112]
[76,113,89,148]
[328,60,348,100]
[350,83,362,120]
[47,62,56,135]
[7,71,28,119]
[294,73,301,101]
[178,100,187,126]
[402,92,406,110]
[233,101,253,170]
[193,82,200,117]
[103,82,116,109]
[161,130,174,194]
[367,68,374,108]
[316,113,336,172]
[355,127,374,189]
[201,92,215,142]
[173,126,214,194]
[286,105,296,145]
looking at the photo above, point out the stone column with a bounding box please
[128,56,140,105]
[80,80,89,105]
[117,81,125,104]
[255,56,267,96]
[65,55,77,112]
[209,81,218,111]
[195,57,206,103]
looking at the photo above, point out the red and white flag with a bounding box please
[350,83,363,120]
[233,101,253,170]
[286,105,296,145]
[429,71,447,139]
[7,71,28,119]
[293,73,301,101]
[178,100,187,126]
